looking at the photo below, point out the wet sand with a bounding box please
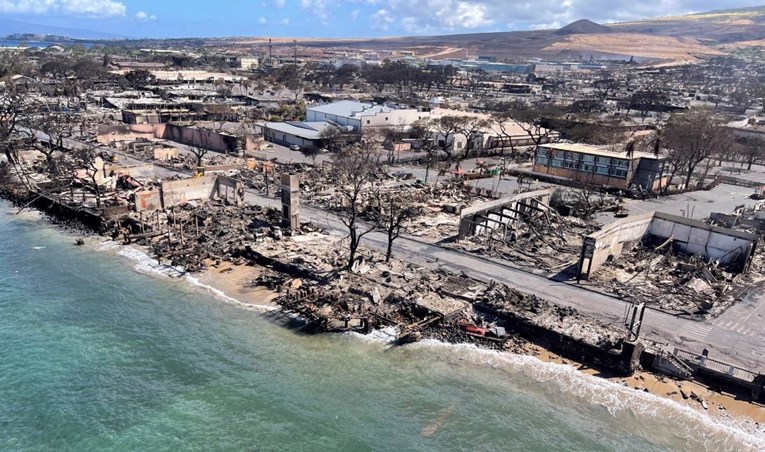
[196,262,281,309]
[531,346,765,425]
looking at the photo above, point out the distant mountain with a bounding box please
[0,17,125,40]
[556,19,612,35]
[285,5,765,63]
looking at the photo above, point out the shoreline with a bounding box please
[5,200,765,437]
[152,250,765,430]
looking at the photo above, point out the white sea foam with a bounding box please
[347,326,398,344]
[99,240,277,313]
[116,245,186,279]
[406,338,765,451]
[98,240,120,251]
[184,274,277,313]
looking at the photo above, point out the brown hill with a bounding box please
[555,19,612,35]
[287,6,765,62]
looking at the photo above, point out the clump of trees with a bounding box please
[663,109,732,189]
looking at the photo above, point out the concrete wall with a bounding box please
[135,189,162,212]
[134,175,243,212]
[153,147,178,161]
[97,124,166,144]
[212,175,244,206]
[649,212,757,265]
[161,175,218,208]
[163,124,239,153]
[458,188,554,239]
[579,212,654,278]
[107,162,155,179]
[362,109,427,129]
[579,211,759,278]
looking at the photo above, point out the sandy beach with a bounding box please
[196,261,281,309]
[531,346,765,425]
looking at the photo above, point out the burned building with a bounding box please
[578,211,759,280]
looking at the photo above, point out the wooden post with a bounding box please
[195,216,199,238]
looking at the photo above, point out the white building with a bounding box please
[240,57,259,70]
[305,100,427,131]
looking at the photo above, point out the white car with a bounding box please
[289,144,300,151]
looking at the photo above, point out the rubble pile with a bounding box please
[592,240,744,315]
[270,238,627,356]
[274,257,477,328]
[228,162,311,195]
[125,202,312,272]
[406,180,490,241]
[477,282,627,350]
[453,210,598,273]
[120,142,247,170]
[297,164,488,241]
[550,188,623,219]
[230,168,282,194]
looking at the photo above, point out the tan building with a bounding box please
[533,143,669,191]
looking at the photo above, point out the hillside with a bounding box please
[555,19,612,35]
[288,6,765,62]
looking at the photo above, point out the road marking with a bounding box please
[711,320,758,336]
[735,324,752,335]
[676,323,712,342]
[712,318,734,328]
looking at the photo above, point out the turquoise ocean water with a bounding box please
[0,202,762,451]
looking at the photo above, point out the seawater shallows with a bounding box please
[0,203,762,452]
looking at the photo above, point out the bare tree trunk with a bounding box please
[385,228,395,263]
[347,225,359,271]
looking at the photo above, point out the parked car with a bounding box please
[289,144,300,151]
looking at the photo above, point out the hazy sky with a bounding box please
[2,0,764,38]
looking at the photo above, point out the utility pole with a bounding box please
[293,39,297,65]
[268,38,273,66]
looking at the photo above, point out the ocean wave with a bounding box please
[116,245,186,279]
[407,338,764,451]
[347,326,398,344]
[97,240,120,251]
[102,241,277,314]
[184,274,277,313]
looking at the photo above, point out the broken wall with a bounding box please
[458,188,554,239]
[163,124,239,153]
[153,147,178,161]
[648,212,757,266]
[97,124,166,144]
[135,189,162,212]
[579,211,759,279]
[579,212,654,278]
[107,162,155,179]
[212,175,244,206]
[134,175,242,212]
[161,175,218,208]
